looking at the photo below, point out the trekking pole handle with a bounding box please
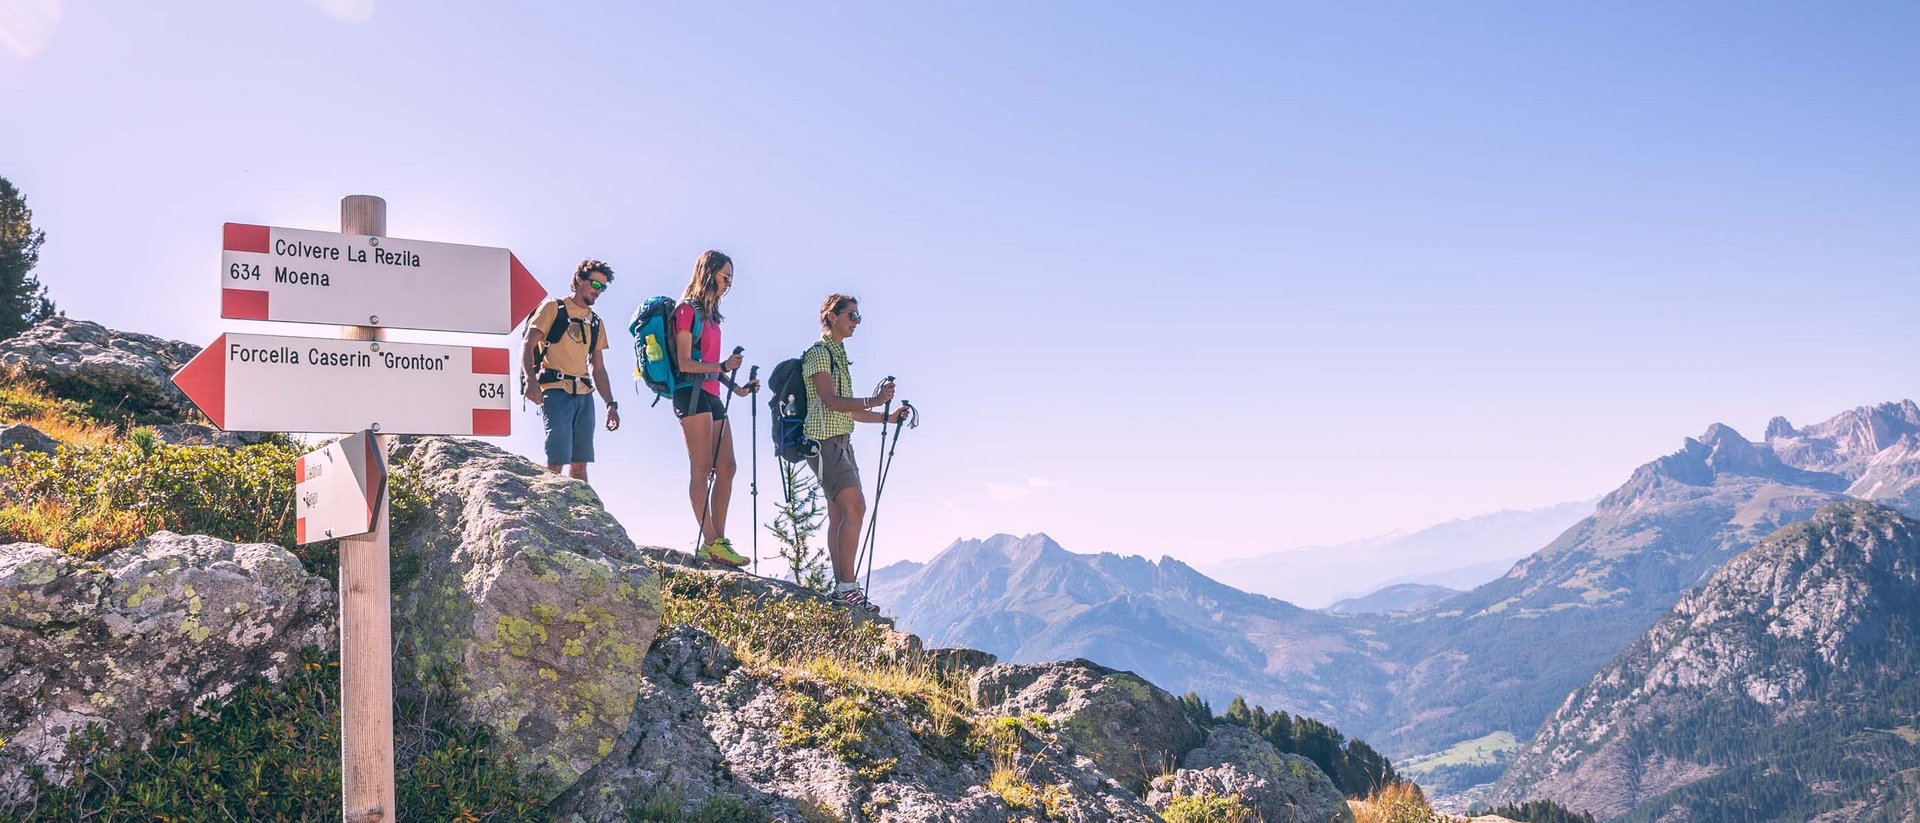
[717,347,748,390]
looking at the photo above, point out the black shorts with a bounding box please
[672,387,727,420]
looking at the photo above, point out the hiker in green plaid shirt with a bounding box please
[803,294,909,613]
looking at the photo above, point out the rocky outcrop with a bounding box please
[972,658,1205,790]
[0,317,199,423]
[388,436,663,799]
[555,626,1162,823]
[0,533,333,801]
[1146,725,1352,823]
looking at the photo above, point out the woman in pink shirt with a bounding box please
[674,250,758,567]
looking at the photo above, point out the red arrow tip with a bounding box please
[172,335,228,430]
[508,254,547,330]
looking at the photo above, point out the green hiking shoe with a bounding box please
[698,537,749,568]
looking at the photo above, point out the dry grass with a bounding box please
[0,498,156,558]
[1350,781,1444,823]
[0,374,118,447]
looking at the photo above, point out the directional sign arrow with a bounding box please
[220,223,548,334]
[172,332,514,436]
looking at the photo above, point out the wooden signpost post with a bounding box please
[171,196,543,822]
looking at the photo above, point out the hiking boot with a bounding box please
[834,587,881,615]
[697,537,749,568]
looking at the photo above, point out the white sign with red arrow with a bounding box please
[172,332,514,436]
[220,223,548,334]
[295,431,387,545]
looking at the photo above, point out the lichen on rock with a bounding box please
[388,435,663,798]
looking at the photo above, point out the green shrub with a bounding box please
[0,437,304,559]
[661,573,898,670]
[627,785,771,822]
[6,647,548,822]
[1162,791,1255,823]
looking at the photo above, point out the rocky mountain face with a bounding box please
[1369,418,1859,760]
[1491,502,1920,821]
[869,533,1391,729]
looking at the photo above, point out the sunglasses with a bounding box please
[583,279,609,292]
[842,309,862,322]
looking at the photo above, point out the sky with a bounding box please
[3,1,1917,570]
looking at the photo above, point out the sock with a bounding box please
[836,582,857,594]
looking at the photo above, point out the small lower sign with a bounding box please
[296,431,386,545]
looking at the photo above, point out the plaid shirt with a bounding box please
[802,336,856,440]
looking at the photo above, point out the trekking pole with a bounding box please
[858,377,894,581]
[694,346,745,554]
[748,364,760,576]
[860,399,915,592]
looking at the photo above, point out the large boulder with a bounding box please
[0,316,200,423]
[389,436,663,798]
[1145,725,1353,823]
[0,533,333,801]
[971,658,1205,791]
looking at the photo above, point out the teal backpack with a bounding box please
[629,296,704,405]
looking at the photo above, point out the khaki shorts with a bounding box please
[809,435,861,499]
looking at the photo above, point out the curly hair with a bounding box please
[574,259,615,282]
[819,293,858,329]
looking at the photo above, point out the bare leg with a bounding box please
[567,463,588,482]
[545,465,562,474]
[680,413,717,545]
[828,485,867,584]
[708,420,737,540]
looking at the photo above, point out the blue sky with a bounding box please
[3,1,1916,568]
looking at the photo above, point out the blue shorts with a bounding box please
[541,390,596,465]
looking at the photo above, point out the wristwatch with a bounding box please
[606,401,619,410]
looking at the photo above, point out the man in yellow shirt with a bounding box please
[521,259,620,481]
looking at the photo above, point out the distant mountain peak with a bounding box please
[1773,399,1920,473]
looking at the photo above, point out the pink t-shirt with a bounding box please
[673,302,723,397]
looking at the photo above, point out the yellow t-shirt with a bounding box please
[528,300,607,394]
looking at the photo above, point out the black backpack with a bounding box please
[768,342,831,463]
[525,299,602,393]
